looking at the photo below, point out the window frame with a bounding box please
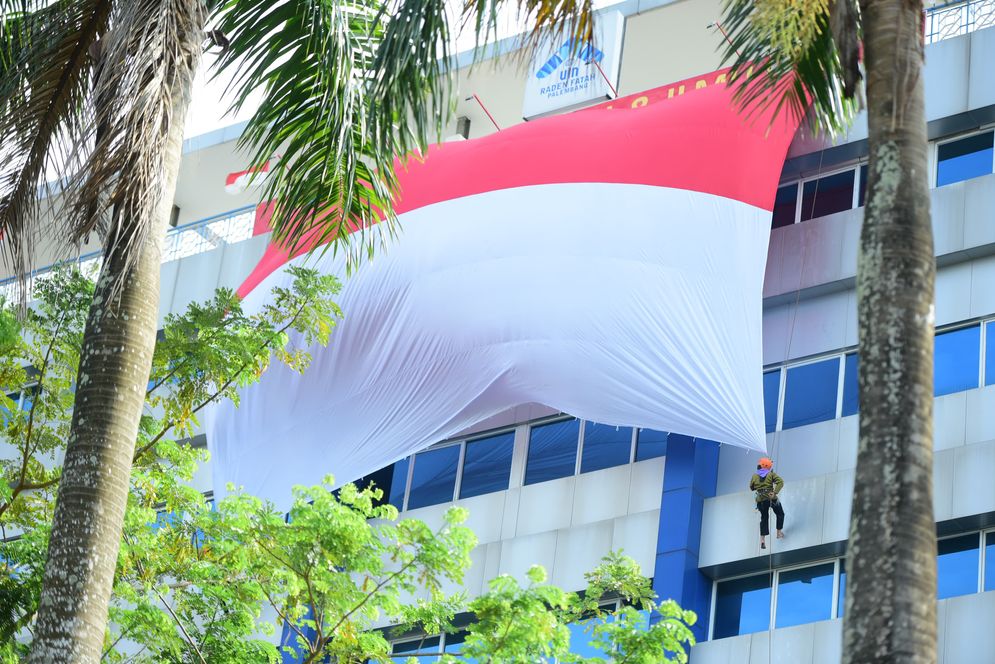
[936,530,984,599]
[708,557,846,640]
[775,162,865,227]
[399,426,518,512]
[933,321,983,397]
[933,127,995,187]
[776,352,845,431]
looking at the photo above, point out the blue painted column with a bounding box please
[651,434,719,643]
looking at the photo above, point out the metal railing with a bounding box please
[0,205,258,304]
[925,0,995,44]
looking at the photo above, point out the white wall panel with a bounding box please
[951,442,995,517]
[931,181,967,256]
[965,385,995,444]
[458,492,508,545]
[924,33,971,120]
[967,25,995,109]
[963,175,995,248]
[572,465,632,526]
[836,415,858,471]
[970,255,995,318]
[627,456,665,514]
[551,520,615,590]
[498,530,558,584]
[934,447,956,522]
[699,491,766,566]
[611,510,659,573]
[935,261,973,325]
[820,470,854,544]
[934,391,968,451]
[774,419,840,482]
[516,477,576,537]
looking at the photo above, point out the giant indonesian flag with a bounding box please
[206,70,800,506]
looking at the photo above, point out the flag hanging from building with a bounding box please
[206,70,800,507]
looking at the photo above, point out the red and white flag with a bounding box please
[224,160,273,195]
[206,70,799,506]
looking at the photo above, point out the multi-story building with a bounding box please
[6,1,995,661]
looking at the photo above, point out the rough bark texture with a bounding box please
[843,0,937,662]
[27,5,203,661]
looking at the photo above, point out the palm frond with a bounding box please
[720,0,861,136]
[0,0,111,304]
[62,0,206,298]
[210,0,454,268]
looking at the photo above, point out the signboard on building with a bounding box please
[521,11,625,119]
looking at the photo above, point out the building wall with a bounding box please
[7,2,995,660]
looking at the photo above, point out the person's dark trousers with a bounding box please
[758,498,785,536]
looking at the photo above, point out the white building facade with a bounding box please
[5,1,995,661]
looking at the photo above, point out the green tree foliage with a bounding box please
[0,268,694,663]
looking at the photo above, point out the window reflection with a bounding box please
[838,560,847,618]
[985,533,995,592]
[763,369,781,433]
[713,574,772,638]
[388,457,410,510]
[938,534,979,599]
[842,353,859,417]
[774,562,835,628]
[801,170,855,221]
[934,325,980,396]
[937,131,994,186]
[782,358,840,429]
[635,428,668,461]
[407,446,460,510]
[581,422,632,473]
[986,322,995,387]
[772,184,798,228]
[393,636,441,663]
[460,432,513,499]
[524,418,580,485]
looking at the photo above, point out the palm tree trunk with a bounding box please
[843,1,936,662]
[27,6,203,661]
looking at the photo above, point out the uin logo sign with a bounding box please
[535,39,604,81]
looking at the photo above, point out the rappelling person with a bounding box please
[750,457,784,550]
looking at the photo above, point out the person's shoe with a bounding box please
[776,530,785,539]
[760,540,766,549]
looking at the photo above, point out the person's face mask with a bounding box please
[757,467,771,478]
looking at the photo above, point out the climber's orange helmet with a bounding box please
[758,457,774,469]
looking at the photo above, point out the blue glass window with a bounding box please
[774,562,835,628]
[858,164,868,207]
[934,325,980,396]
[459,432,514,499]
[763,370,781,433]
[525,418,580,486]
[984,533,995,592]
[388,457,410,510]
[712,573,772,639]
[635,428,668,461]
[938,534,979,599]
[842,353,859,417]
[837,560,846,617]
[407,446,460,510]
[393,636,441,662]
[772,184,798,229]
[581,422,632,473]
[567,616,610,658]
[937,131,994,186]
[986,322,995,386]
[801,170,855,221]
[443,631,473,662]
[782,358,840,429]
